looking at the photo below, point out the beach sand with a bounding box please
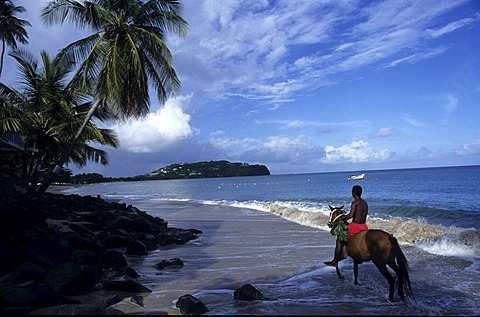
[106,199,433,315]
[43,187,479,315]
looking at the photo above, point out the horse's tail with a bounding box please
[389,235,416,302]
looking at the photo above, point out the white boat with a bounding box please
[348,173,365,180]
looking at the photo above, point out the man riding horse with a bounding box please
[325,185,368,267]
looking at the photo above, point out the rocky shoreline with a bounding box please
[0,192,203,315]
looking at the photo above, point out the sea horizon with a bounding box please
[270,163,480,176]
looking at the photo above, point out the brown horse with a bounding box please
[326,205,415,302]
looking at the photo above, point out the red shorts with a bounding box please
[348,222,368,237]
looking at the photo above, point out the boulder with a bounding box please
[155,258,184,270]
[102,249,128,270]
[16,236,71,270]
[3,262,46,284]
[102,276,152,293]
[0,193,202,313]
[234,284,268,301]
[125,240,148,256]
[99,234,129,249]
[0,283,79,309]
[28,304,106,315]
[176,294,209,315]
[44,262,97,295]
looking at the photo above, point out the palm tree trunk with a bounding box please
[36,99,101,195]
[0,40,6,78]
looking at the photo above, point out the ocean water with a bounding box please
[64,165,480,315]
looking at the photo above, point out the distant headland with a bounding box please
[71,160,270,184]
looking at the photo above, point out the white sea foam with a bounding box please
[416,237,476,257]
[212,200,480,259]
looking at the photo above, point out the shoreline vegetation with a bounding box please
[70,160,271,184]
[0,186,204,315]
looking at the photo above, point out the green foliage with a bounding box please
[0,0,32,77]
[34,0,188,194]
[149,160,270,180]
[41,0,188,119]
[330,221,349,243]
[71,173,105,184]
[0,49,119,193]
[69,161,271,184]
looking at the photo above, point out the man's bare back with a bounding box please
[350,199,368,224]
[339,186,368,224]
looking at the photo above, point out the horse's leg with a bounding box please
[324,240,346,279]
[387,259,405,301]
[335,264,345,280]
[374,263,396,302]
[353,261,358,285]
[324,239,346,268]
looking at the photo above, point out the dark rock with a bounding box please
[102,249,128,270]
[129,206,168,228]
[1,306,34,315]
[16,236,71,271]
[157,234,186,246]
[132,233,158,251]
[176,294,209,315]
[125,240,148,256]
[44,262,97,295]
[71,250,104,272]
[99,234,129,249]
[112,216,152,233]
[0,246,19,276]
[3,262,46,284]
[28,304,106,315]
[63,231,104,254]
[114,266,140,279]
[102,276,152,293]
[65,221,96,237]
[105,295,122,307]
[130,295,144,307]
[0,192,202,313]
[155,258,184,270]
[234,283,268,301]
[165,228,202,244]
[0,283,79,309]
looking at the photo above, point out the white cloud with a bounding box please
[403,114,424,127]
[171,0,475,107]
[113,95,195,153]
[456,139,480,155]
[263,135,306,151]
[372,127,398,137]
[443,94,458,123]
[322,140,391,163]
[209,134,259,152]
[427,14,480,38]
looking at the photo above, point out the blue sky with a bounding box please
[3,0,480,177]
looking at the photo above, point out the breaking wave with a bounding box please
[252,202,480,258]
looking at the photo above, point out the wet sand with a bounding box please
[47,187,480,315]
[110,199,443,316]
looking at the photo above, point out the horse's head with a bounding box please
[327,205,345,228]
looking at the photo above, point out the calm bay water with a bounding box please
[64,165,480,315]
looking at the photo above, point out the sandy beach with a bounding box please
[104,199,435,315]
[45,183,480,315]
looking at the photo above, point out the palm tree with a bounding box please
[0,48,120,194]
[0,0,31,77]
[38,0,188,193]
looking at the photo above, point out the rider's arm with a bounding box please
[339,202,356,221]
